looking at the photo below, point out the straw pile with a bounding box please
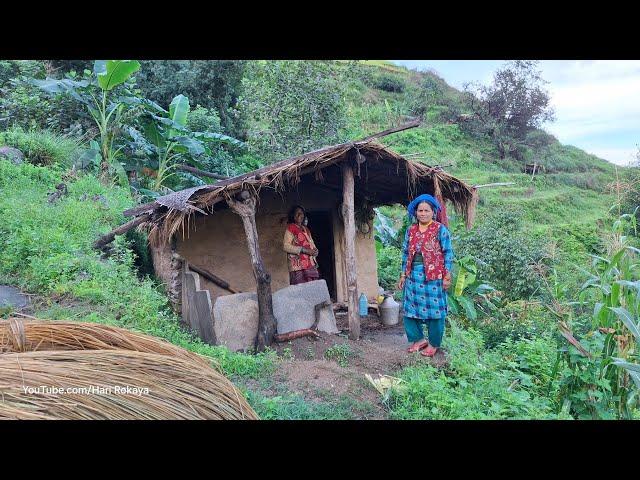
[0,319,258,420]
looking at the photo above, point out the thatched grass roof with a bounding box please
[125,137,478,248]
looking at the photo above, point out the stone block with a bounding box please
[272,279,338,334]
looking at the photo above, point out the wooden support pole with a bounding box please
[226,192,277,352]
[342,163,360,340]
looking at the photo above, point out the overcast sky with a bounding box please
[392,60,640,166]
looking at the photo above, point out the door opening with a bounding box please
[305,210,336,301]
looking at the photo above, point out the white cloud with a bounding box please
[582,147,638,166]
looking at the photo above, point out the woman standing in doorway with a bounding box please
[283,205,320,285]
[397,194,453,357]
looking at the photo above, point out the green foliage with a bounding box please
[186,105,222,133]
[387,321,563,419]
[0,159,276,381]
[135,60,247,138]
[376,242,402,292]
[126,93,244,193]
[370,72,406,93]
[240,60,349,162]
[30,61,142,184]
[457,207,548,300]
[0,126,82,167]
[0,60,88,133]
[324,343,354,367]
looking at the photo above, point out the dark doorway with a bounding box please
[306,211,336,301]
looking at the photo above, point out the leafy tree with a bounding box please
[135,60,246,138]
[463,61,555,159]
[239,60,349,163]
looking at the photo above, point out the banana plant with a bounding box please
[30,60,141,185]
[447,255,504,321]
[128,94,244,191]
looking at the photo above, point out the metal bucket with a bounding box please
[379,295,400,326]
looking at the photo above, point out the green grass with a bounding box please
[0,159,276,380]
[0,126,82,167]
[387,321,568,419]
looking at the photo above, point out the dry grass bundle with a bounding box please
[0,319,258,419]
[0,318,210,368]
[0,350,258,420]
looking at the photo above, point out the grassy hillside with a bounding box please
[1,60,636,420]
[341,62,620,292]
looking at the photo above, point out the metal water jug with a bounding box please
[379,295,400,326]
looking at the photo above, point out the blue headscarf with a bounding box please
[407,194,441,220]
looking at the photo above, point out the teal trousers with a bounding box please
[404,316,445,347]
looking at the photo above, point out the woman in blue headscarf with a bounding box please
[397,194,453,357]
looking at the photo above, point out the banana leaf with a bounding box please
[97,60,140,91]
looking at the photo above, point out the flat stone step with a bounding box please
[0,286,29,309]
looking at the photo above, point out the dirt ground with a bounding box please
[243,310,449,419]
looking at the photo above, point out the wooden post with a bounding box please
[342,163,360,340]
[226,191,277,352]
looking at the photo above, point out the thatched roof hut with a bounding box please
[125,137,477,246]
[114,130,478,347]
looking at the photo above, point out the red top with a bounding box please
[287,223,315,270]
[404,221,447,280]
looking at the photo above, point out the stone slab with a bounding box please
[0,286,29,309]
[212,292,259,352]
[272,279,338,335]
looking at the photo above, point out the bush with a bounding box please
[474,302,556,349]
[372,72,406,93]
[186,104,223,133]
[0,127,82,167]
[376,242,402,291]
[0,61,91,133]
[387,321,562,419]
[456,208,548,300]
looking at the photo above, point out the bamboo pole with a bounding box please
[342,163,360,340]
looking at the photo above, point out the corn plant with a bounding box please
[557,208,640,419]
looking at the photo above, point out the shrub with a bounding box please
[387,321,562,419]
[376,242,402,292]
[456,207,548,300]
[372,72,406,93]
[0,127,82,167]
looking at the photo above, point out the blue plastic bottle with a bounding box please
[359,293,368,317]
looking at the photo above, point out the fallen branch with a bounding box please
[177,164,228,180]
[93,213,151,251]
[273,300,331,343]
[360,119,421,142]
[274,329,320,343]
[473,182,516,189]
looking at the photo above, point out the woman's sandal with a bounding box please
[407,340,429,353]
[420,346,438,357]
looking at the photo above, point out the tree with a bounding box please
[135,60,247,139]
[464,61,555,159]
[239,61,349,163]
[31,60,142,183]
